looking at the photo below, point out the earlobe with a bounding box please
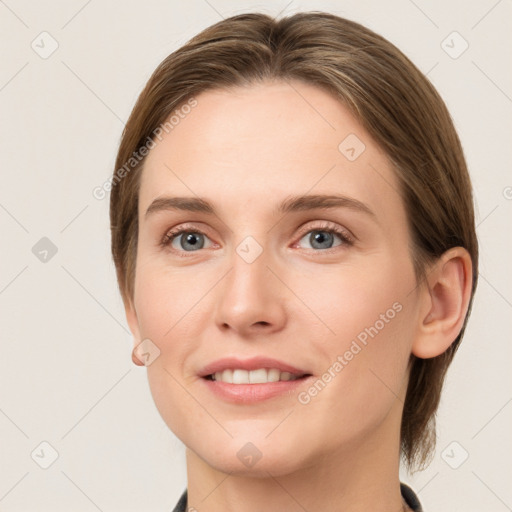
[412,247,473,359]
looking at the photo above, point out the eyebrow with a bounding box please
[144,194,376,220]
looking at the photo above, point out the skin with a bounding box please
[125,80,472,512]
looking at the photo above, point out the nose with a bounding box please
[213,244,287,337]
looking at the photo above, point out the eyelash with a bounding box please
[160,221,354,256]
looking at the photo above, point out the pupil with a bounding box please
[182,232,204,250]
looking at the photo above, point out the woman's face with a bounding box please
[127,80,423,475]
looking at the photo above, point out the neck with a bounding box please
[184,403,407,512]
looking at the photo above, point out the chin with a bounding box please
[188,433,315,477]
[203,451,305,478]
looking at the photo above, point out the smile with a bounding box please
[198,356,313,403]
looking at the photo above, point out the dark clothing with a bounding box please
[401,482,424,511]
[172,482,423,511]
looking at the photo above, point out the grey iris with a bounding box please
[310,231,334,249]
[181,233,205,251]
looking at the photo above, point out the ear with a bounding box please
[412,247,473,359]
[123,296,144,366]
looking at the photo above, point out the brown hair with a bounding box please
[110,11,478,471]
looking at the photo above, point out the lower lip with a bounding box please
[201,376,312,404]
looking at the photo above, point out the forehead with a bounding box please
[138,80,403,225]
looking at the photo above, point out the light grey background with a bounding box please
[0,1,510,511]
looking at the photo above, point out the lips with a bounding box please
[199,357,313,404]
[198,356,313,403]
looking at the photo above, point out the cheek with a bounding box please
[296,252,414,346]
[132,266,209,437]
[132,260,224,361]
[294,255,416,413]
[133,262,212,341]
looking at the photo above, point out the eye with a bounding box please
[296,224,353,250]
[162,229,213,252]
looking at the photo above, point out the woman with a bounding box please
[110,12,477,512]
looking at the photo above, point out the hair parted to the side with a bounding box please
[110,11,478,471]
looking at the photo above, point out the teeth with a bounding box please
[214,369,232,383]
[232,369,249,384]
[211,368,303,384]
[249,368,267,384]
[267,368,280,382]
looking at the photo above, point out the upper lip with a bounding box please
[198,357,310,378]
